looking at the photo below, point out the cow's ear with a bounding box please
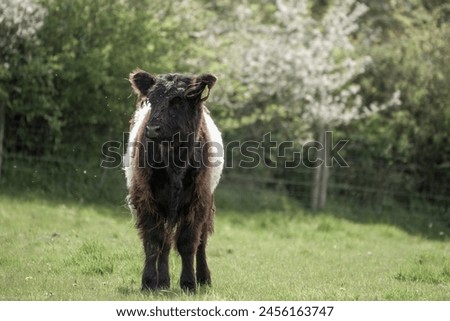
[185,74,217,102]
[199,74,217,90]
[129,69,156,97]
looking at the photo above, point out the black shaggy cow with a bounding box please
[124,69,223,293]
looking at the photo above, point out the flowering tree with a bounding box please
[0,0,46,48]
[208,0,400,209]
[0,0,46,178]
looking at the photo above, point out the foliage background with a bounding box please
[1,0,449,220]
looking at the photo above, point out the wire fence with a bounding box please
[2,115,449,214]
[2,150,449,210]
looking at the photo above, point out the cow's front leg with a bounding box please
[139,214,171,291]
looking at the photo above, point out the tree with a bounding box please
[0,0,47,179]
[206,0,400,209]
[348,0,450,204]
[1,0,211,161]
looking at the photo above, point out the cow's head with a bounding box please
[129,69,217,141]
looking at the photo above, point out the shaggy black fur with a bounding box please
[127,69,218,293]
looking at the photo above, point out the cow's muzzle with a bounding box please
[145,125,161,139]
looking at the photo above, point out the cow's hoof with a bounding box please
[180,280,196,294]
[197,275,211,287]
[141,278,170,291]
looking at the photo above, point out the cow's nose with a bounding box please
[145,125,160,138]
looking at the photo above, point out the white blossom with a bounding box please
[0,0,47,55]
[206,0,400,133]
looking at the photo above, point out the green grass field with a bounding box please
[0,185,449,301]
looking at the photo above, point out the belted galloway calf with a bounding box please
[124,69,223,293]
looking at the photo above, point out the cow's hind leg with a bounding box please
[196,223,211,286]
[139,214,171,291]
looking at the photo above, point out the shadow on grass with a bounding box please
[0,186,130,220]
[215,179,450,242]
[0,162,130,221]
[323,198,450,242]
